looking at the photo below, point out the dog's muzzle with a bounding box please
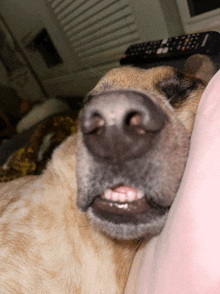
[81,90,165,162]
[80,90,167,217]
[77,89,190,239]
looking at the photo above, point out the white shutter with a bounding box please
[46,0,140,77]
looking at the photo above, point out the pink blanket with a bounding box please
[125,69,220,294]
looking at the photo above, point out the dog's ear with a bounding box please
[156,69,204,107]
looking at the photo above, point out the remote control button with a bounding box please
[162,47,169,53]
[201,34,209,47]
[156,48,163,54]
[161,38,168,44]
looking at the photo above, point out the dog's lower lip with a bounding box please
[92,196,150,215]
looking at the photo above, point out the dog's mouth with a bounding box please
[91,186,169,221]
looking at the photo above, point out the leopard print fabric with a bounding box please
[0,113,78,182]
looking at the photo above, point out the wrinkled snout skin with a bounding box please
[76,66,205,240]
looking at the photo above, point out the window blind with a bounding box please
[46,0,140,77]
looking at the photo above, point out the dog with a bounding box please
[0,55,215,293]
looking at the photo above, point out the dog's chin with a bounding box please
[87,186,170,240]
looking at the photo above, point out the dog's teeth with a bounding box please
[112,192,119,201]
[116,203,128,209]
[137,190,144,200]
[104,189,112,200]
[119,193,127,202]
[103,188,145,203]
[127,190,136,202]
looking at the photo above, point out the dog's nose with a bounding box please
[81,90,165,162]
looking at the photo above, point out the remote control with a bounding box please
[120,31,220,65]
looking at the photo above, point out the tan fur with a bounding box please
[91,65,205,133]
[178,54,215,132]
[0,56,214,293]
[184,54,216,84]
[0,134,138,293]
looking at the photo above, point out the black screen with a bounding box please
[187,0,220,16]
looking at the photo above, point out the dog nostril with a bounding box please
[83,112,105,135]
[129,113,141,126]
[126,112,147,135]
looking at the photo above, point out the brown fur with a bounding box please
[0,55,214,293]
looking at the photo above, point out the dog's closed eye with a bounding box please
[156,69,204,107]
